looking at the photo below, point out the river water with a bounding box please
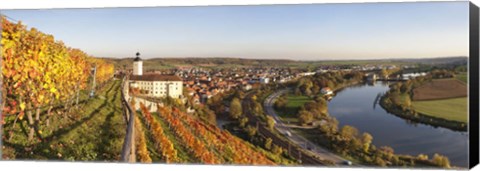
[327,81,468,167]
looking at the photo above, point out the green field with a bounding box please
[456,72,468,84]
[411,97,468,123]
[275,94,312,123]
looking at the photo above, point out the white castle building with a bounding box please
[129,52,183,98]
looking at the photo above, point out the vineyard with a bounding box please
[134,102,278,165]
[1,16,290,164]
[1,16,115,144]
[2,80,125,160]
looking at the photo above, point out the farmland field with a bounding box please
[456,72,467,84]
[412,79,467,101]
[411,97,468,123]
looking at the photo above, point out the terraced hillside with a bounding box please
[134,102,278,165]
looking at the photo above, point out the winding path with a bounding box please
[263,89,350,165]
[242,92,329,165]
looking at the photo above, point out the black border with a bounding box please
[469,1,479,169]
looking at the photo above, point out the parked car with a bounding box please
[284,131,292,137]
[342,160,352,166]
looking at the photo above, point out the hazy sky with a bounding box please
[1,1,469,60]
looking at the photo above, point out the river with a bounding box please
[327,81,468,167]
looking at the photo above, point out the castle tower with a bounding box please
[133,52,142,76]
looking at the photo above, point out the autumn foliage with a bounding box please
[139,103,178,163]
[1,17,115,140]
[136,102,275,165]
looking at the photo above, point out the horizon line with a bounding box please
[97,55,469,62]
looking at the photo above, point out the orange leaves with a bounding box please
[139,103,178,163]
[1,16,114,120]
[138,103,274,165]
[134,115,152,163]
[18,112,25,120]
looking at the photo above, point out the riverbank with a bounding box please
[379,94,467,132]
[274,80,363,124]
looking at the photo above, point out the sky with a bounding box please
[0,1,470,60]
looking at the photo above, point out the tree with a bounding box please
[320,117,339,137]
[264,138,272,150]
[298,110,314,125]
[380,69,389,78]
[375,157,387,167]
[417,154,428,160]
[304,88,312,97]
[1,18,114,142]
[274,97,286,110]
[251,95,257,101]
[266,115,275,131]
[340,125,358,141]
[404,96,412,107]
[379,146,394,161]
[239,117,248,128]
[432,153,451,168]
[234,90,245,99]
[361,133,373,153]
[272,144,283,156]
[229,97,242,119]
[252,101,263,115]
[312,84,320,95]
[327,80,335,90]
[245,125,257,140]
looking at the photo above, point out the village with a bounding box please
[115,53,418,107]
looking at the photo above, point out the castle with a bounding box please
[129,52,183,99]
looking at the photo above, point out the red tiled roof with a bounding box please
[130,74,182,81]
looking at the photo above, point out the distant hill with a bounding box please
[100,56,468,70]
[391,56,468,65]
[102,57,298,70]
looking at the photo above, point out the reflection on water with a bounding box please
[328,81,468,167]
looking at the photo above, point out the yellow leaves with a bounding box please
[38,94,45,103]
[20,102,26,111]
[49,87,57,93]
[2,17,115,125]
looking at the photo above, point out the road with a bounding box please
[263,89,349,166]
[241,92,332,166]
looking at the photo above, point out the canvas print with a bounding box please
[0,1,474,170]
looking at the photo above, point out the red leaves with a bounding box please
[139,103,178,163]
[3,106,11,114]
[137,104,275,165]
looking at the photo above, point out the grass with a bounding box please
[456,72,467,84]
[275,94,313,123]
[2,80,126,161]
[411,97,468,123]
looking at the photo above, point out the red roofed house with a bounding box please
[320,87,333,96]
